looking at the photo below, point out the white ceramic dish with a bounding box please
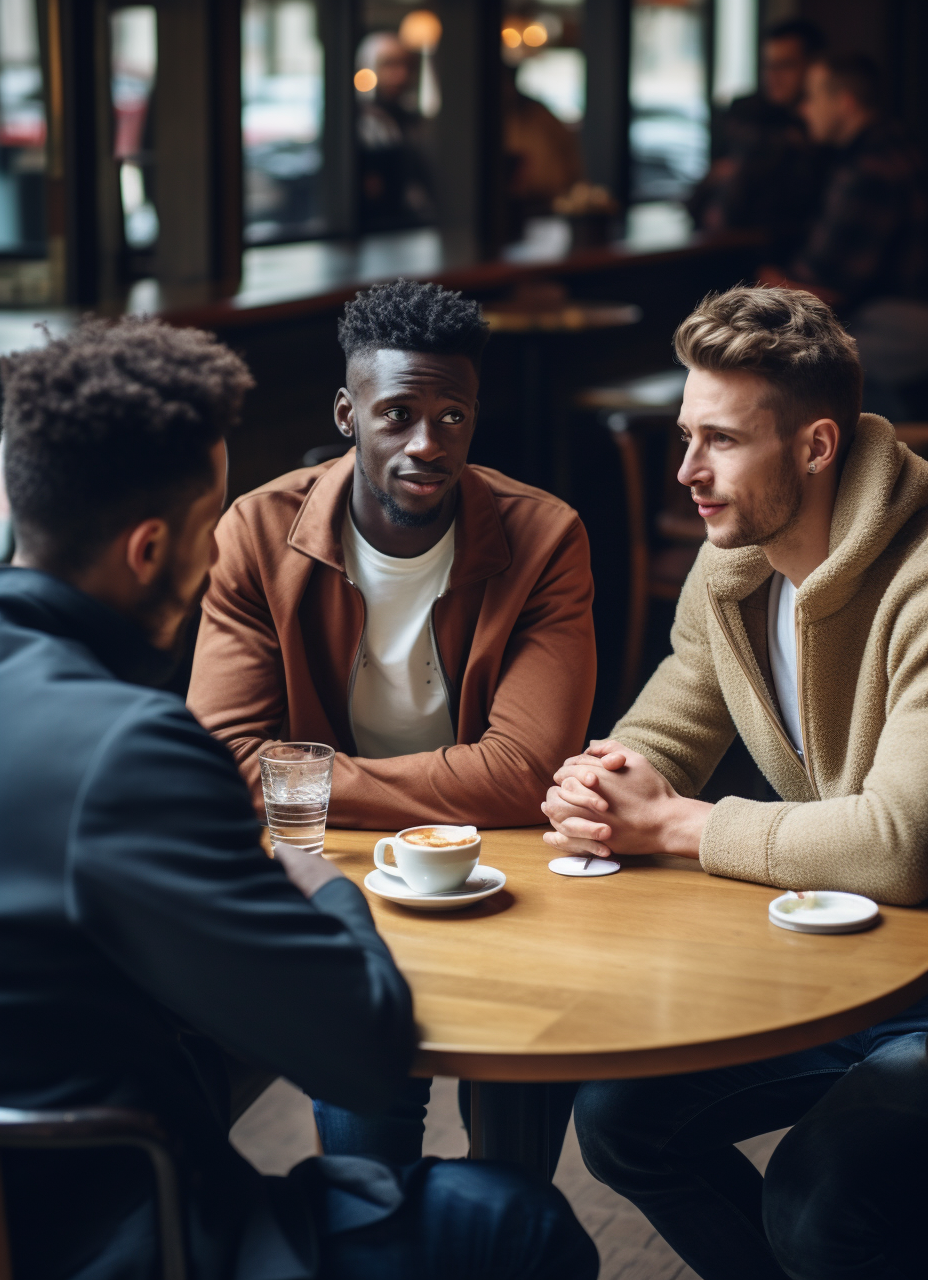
[768,891,879,934]
[548,855,620,877]
[364,865,506,912]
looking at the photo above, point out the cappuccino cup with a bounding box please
[373,825,481,894]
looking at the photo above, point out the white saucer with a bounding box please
[769,891,879,934]
[364,865,506,911]
[548,855,620,877]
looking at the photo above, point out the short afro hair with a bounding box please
[338,279,490,370]
[2,316,253,575]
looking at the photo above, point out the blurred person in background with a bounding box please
[761,53,928,419]
[689,19,826,254]
[503,65,584,241]
[356,32,435,233]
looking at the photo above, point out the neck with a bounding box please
[762,472,839,588]
[350,471,457,557]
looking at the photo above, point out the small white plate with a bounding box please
[363,865,506,911]
[548,855,620,877]
[769,891,879,934]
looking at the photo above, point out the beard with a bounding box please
[358,453,446,529]
[133,558,210,670]
[701,446,804,549]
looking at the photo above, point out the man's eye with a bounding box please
[385,408,409,422]
[439,410,465,425]
[713,432,732,444]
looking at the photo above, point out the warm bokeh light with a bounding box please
[399,9,443,51]
[354,67,377,92]
[522,23,548,48]
[501,27,522,49]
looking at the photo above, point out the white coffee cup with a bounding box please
[373,825,481,894]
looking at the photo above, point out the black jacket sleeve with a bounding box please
[66,694,415,1113]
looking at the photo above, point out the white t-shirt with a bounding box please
[341,509,456,759]
[767,571,804,756]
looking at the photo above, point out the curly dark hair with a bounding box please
[1,316,253,574]
[337,279,490,369]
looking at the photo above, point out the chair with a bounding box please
[0,1107,186,1280]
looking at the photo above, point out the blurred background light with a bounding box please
[354,67,377,92]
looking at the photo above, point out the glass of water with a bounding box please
[258,742,335,853]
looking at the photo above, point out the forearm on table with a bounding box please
[701,791,928,905]
[329,738,560,829]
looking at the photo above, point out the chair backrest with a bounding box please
[0,1107,186,1280]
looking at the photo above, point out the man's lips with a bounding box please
[395,472,450,496]
[694,498,728,519]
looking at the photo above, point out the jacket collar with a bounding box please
[287,449,511,588]
[705,414,928,618]
[0,566,176,687]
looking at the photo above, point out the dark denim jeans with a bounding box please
[314,1077,580,1175]
[316,1157,599,1279]
[314,1076,434,1164]
[573,994,928,1280]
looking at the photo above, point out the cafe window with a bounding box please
[111,6,158,266]
[242,0,325,245]
[628,0,709,204]
[0,0,46,259]
[713,0,758,106]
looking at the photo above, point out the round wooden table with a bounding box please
[323,826,928,1175]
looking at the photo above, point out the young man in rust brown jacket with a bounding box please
[187,279,596,1163]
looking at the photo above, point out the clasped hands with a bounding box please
[541,740,712,861]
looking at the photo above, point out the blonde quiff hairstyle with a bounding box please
[674,286,863,455]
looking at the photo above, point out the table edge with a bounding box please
[411,969,928,1081]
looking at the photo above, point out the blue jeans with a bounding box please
[573,995,928,1280]
[314,1076,434,1164]
[316,1157,599,1279]
[314,1078,580,1174]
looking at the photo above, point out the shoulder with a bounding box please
[465,464,584,534]
[224,463,330,528]
[76,688,253,824]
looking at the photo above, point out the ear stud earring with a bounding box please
[808,462,816,473]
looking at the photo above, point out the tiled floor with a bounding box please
[230,1075,786,1279]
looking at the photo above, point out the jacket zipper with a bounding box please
[429,594,457,734]
[793,608,819,797]
[344,576,367,754]
[707,584,818,796]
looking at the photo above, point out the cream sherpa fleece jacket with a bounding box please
[614,414,928,905]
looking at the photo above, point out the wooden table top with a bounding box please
[321,826,928,1083]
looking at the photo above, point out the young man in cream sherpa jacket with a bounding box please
[543,286,928,1280]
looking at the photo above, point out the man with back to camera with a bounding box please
[542,285,928,1279]
[688,19,825,247]
[187,278,596,1166]
[0,317,598,1280]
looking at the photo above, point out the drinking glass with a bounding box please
[258,742,335,853]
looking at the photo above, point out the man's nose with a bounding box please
[404,417,445,460]
[677,444,711,489]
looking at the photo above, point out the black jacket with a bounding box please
[0,567,415,1279]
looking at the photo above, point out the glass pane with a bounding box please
[242,0,324,246]
[0,0,46,257]
[629,0,709,204]
[356,4,442,235]
[713,0,758,106]
[111,6,158,254]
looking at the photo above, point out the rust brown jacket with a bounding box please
[188,450,596,829]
